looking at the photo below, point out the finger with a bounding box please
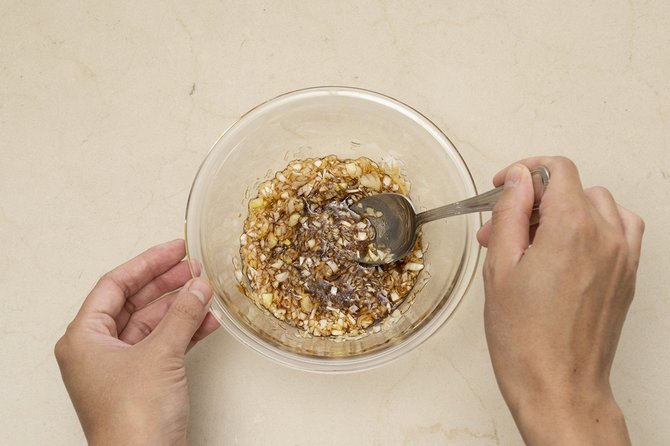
[125,257,198,311]
[186,313,221,353]
[492,156,584,203]
[148,278,212,354]
[132,260,200,309]
[616,204,645,266]
[79,239,186,320]
[477,219,492,247]
[118,289,180,345]
[583,187,624,232]
[478,217,544,248]
[479,214,543,248]
[487,164,535,270]
[115,261,196,332]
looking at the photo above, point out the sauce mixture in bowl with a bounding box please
[238,155,424,337]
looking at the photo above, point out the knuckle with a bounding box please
[100,267,136,297]
[123,299,136,315]
[551,156,578,173]
[99,271,128,296]
[54,336,68,363]
[129,318,153,337]
[99,271,116,285]
[618,206,645,237]
[586,186,613,201]
[170,297,201,322]
[631,213,645,234]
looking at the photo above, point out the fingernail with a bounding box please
[188,278,211,305]
[189,259,202,277]
[505,164,524,187]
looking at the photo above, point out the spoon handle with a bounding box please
[415,166,550,226]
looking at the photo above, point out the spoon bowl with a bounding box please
[354,166,550,266]
[352,194,419,265]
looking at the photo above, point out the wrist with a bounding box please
[88,424,184,446]
[85,402,186,446]
[508,386,630,446]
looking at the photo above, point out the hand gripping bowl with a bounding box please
[185,87,480,373]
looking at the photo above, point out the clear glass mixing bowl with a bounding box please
[185,87,480,373]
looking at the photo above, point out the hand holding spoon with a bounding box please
[352,166,550,266]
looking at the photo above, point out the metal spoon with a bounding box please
[352,165,550,266]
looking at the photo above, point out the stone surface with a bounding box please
[1,1,668,444]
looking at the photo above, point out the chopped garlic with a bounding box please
[326,260,339,273]
[359,173,382,191]
[249,197,264,209]
[288,213,300,226]
[300,295,313,312]
[261,293,273,308]
[404,262,424,271]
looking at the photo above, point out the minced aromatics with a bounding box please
[237,155,424,337]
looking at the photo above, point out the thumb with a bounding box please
[150,278,212,354]
[487,164,535,269]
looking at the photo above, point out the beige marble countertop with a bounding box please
[2,1,669,444]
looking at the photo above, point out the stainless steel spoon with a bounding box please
[352,166,550,266]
